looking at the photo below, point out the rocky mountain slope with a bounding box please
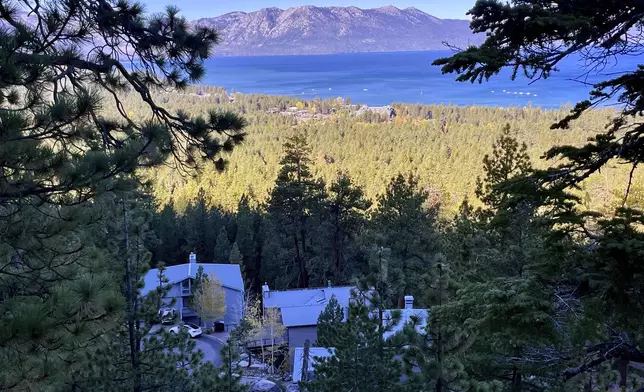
[193,5,483,56]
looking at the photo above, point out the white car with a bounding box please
[169,323,203,338]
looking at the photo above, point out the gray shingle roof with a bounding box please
[263,285,355,328]
[263,286,355,309]
[280,305,330,327]
[141,263,244,296]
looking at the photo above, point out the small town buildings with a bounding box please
[142,252,245,331]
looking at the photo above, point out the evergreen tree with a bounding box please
[214,226,232,264]
[152,203,183,267]
[370,173,440,305]
[235,195,259,288]
[184,189,216,262]
[393,258,484,392]
[434,0,644,192]
[324,173,371,284]
[317,295,347,347]
[305,296,402,392]
[0,0,247,389]
[436,6,644,382]
[267,134,326,288]
[475,124,532,212]
[229,242,245,281]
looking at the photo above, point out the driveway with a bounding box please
[148,324,226,367]
[195,335,225,366]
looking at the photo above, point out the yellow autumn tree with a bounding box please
[193,277,227,327]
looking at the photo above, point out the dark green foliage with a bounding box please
[0,0,246,390]
[305,296,402,392]
[393,259,486,392]
[215,226,231,264]
[266,133,327,288]
[370,173,441,305]
[0,0,245,206]
[318,173,371,284]
[184,189,217,262]
[436,2,644,384]
[317,295,347,347]
[475,124,532,212]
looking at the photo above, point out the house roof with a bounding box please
[381,308,429,340]
[263,285,355,309]
[280,304,343,327]
[292,347,335,383]
[141,263,244,296]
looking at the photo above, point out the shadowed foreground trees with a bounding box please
[0,0,246,390]
[436,0,644,387]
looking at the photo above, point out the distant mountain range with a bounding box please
[193,5,483,56]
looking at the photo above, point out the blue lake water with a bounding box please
[201,51,638,108]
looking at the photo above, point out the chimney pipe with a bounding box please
[404,295,414,310]
[262,282,270,298]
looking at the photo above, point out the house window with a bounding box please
[181,279,191,295]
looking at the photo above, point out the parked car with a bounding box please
[169,323,203,338]
[158,308,176,325]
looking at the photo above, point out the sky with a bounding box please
[139,0,474,20]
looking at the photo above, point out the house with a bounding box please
[292,347,335,383]
[382,296,429,340]
[142,252,244,331]
[261,282,355,352]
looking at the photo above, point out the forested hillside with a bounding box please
[111,86,638,214]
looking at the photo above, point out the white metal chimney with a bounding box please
[404,295,414,310]
[262,282,270,299]
[188,252,197,277]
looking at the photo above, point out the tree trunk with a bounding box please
[619,358,629,391]
[294,234,308,288]
[123,201,142,392]
[511,367,522,392]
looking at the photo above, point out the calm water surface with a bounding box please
[201,51,638,108]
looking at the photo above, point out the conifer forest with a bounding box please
[1,0,644,391]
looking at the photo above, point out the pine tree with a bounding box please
[305,296,402,392]
[152,203,183,267]
[0,0,246,389]
[229,242,245,281]
[370,173,441,305]
[436,7,644,382]
[475,125,533,212]
[215,227,232,264]
[392,257,493,392]
[434,0,644,191]
[185,189,217,262]
[235,196,259,288]
[317,295,347,347]
[267,134,326,288]
[324,173,371,283]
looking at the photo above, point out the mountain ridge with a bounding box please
[194,5,483,56]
